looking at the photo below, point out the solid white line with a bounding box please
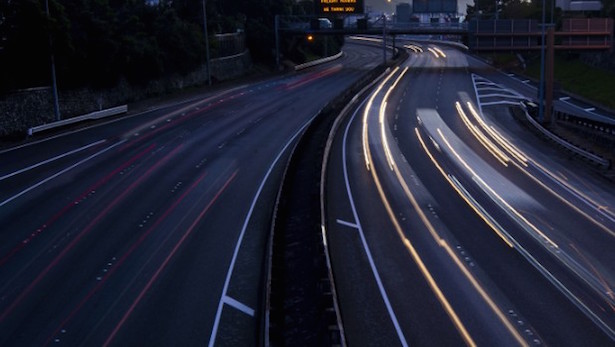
[0,140,126,208]
[223,295,255,317]
[479,93,526,100]
[560,99,614,123]
[471,74,486,121]
[208,116,314,347]
[342,98,409,347]
[336,219,359,229]
[481,101,522,106]
[0,139,106,181]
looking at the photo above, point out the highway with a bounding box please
[325,42,615,345]
[0,42,383,346]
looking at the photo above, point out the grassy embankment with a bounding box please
[487,53,615,110]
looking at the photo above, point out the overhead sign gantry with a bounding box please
[315,0,365,15]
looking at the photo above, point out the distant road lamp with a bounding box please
[44,0,61,121]
[202,0,212,86]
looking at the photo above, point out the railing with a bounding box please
[468,18,613,51]
[212,33,246,58]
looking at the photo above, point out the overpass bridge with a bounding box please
[278,17,613,52]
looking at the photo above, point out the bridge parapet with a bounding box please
[468,18,613,51]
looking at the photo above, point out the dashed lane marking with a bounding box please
[336,219,358,229]
[223,295,255,317]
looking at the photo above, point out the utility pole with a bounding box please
[202,0,212,86]
[275,15,280,70]
[538,0,546,123]
[382,14,387,65]
[45,0,61,121]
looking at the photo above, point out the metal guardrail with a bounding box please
[28,105,127,136]
[522,105,610,168]
[555,110,615,135]
[294,51,344,71]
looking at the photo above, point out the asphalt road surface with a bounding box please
[325,42,615,346]
[0,41,383,346]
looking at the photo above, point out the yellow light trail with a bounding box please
[432,46,447,58]
[363,125,478,347]
[415,127,514,248]
[456,102,509,166]
[436,128,560,250]
[379,67,409,170]
[465,102,528,166]
[370,121,527,345]
[466,103,615,237]
[427,47,440,58]
[362,67,399,171]
[363,99,527,344]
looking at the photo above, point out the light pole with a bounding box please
[45,0,61,121]
[382,14,387,65]
[538,0,546,123]
[202,0,212,86]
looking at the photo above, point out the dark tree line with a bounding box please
[0,0,296,92]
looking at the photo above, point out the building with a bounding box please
[396,3,412,23]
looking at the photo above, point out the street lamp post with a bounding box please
[382,14,387,65]
[45,0,61,121]
[538,0,546,123]
[202,0,212,86]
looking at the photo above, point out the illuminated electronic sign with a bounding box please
[315,0,365,15]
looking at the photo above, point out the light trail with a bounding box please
[415,127,514,248]
[436,128,560,250]
[362,67,400,171]
[361,86,528,344]
[466,101,615,236]
[456,102,509,166]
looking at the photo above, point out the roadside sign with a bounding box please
[315,0,365,15]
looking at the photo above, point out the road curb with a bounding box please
[265,45,408,345]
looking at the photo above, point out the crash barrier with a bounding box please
[27,105,127,136]
[295,51,344,71]
[520,105,610,168]
[554,109,615,139]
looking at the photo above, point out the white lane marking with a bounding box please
[0,140,106,181]
[479,93,526,100]
[342,98,409,347]
[0,140,126,208]
[559,96,571,101]
[471,74,486,120]
[522,80,530,83]
[481,101,523,106]
[559,99,614,123]
[223,295,255,317]
[208,116,315,347]
[336,219,359,229]
[584,107,595,112]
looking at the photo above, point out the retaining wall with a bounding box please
[0,48,252,139]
